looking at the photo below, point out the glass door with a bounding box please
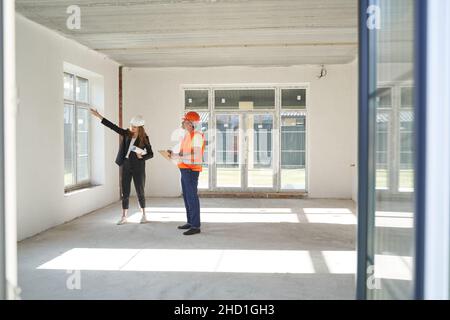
[246,114,274,189]
[214,112,275,191]
[215,114,242,188]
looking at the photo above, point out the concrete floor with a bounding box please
[18,197,357,300]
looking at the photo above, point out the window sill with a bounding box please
[64,184,101,197]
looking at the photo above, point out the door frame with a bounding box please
[213,110,277,192]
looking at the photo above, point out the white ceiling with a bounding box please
[16,0,358,68]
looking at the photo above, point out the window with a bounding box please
[359,0,416,300]
[374,85,414,193]
[214,89,275,110]
[281,89,306,109]
[64,72,91,191]
[185,90,209,110]
[184,86,307,192]
[375,87,392,190]
[280,111,306,190]
[281,88,308,190]
[399,86,414,192]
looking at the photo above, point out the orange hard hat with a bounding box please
[183,111,201,122]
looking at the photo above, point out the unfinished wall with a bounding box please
[123,62,358,199]
[15,15,120,240]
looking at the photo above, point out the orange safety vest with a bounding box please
[177,131,205,172]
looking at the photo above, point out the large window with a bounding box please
[183,86,307,192]
[64,72,91,191]
[359,0,416,300]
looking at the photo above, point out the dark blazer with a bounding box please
[101,118,154,166]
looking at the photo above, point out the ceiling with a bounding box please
[16,0,358,68]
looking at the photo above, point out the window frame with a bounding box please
[279,86,309,192]
[182,84,309,193]
[374,82,415,196]
[64,72,92,192]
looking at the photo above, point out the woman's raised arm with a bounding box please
[91,108,128,136]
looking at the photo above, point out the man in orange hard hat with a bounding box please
[168,111,205,235]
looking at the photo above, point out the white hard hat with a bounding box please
[130,115,145,127]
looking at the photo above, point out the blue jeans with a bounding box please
[180,169,201,229]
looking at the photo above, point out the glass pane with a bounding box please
[401,87,414,108]
[185,90,209,110]
[64,104,75,187]
[247,114,273,188]
[281,89,306,109]
[376,111,390,190]
[367,0,415,300]
[77,108,90,182]
[76,77,89,103]
[216,115,241,188]
[197,112,209,189]
[399,110,414,192]
[215,89,275,110]
[64,73,74,100]
[376,87,392,109]
[281,112,306,190]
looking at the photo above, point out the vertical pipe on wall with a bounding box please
[0,0,5,301]
[118,66,123,198]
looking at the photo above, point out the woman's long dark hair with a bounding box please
[128,126,149,147]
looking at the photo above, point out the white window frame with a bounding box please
[182,84,309,193]
[64,72,91,192]
[376,82,414,197]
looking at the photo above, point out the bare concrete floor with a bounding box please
[18,197,357,300]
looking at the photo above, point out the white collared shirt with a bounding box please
[126,137,137,159]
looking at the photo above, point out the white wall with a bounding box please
[123,62,358,199]
[15,15,120,240]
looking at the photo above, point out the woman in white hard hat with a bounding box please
[90,108,154,225]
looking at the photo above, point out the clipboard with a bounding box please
[158,150,173,161]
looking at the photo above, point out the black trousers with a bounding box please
[121,158,146,210]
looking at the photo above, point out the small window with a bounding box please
[185,90,209,109]
[281,89,306,109]
[214,89,275,110]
